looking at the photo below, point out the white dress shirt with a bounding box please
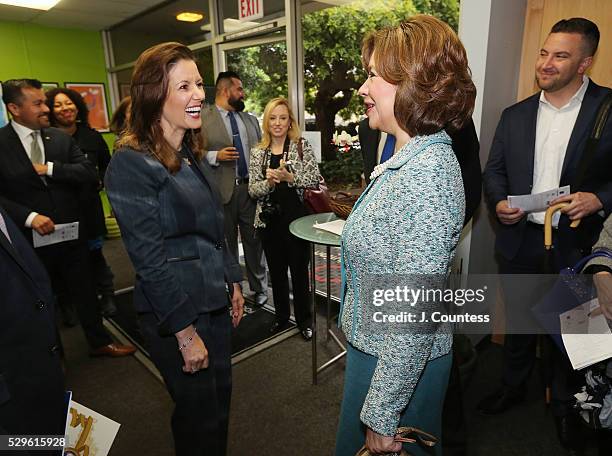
[529,76,589,226]
[11,120,54,227]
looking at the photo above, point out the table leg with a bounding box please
[311,242,317,385]
[326,245,331,341]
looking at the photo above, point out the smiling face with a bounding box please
[535,32,591,93]
[52,92,78,128]
[8,87,50,130]
[160,58,205,142]
[268,103,290,141]
[358,53,399,135]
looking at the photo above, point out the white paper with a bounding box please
[313,219,345,236]
[508,185,570,213]
[32,222,79,248]
[560,298,612,370]
[64,400,121,456]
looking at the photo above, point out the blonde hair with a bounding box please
[258,97,301,150]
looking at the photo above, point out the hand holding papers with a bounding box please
[508,185,570,213]
[32,222,79,248]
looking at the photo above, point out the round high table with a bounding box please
[289,212,346,385]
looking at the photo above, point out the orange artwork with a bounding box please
[65,83,110,132]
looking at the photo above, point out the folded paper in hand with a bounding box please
[508,185,570,213]
[33,222,79,248]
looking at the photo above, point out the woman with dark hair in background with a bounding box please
[105,42,244,455]
[46,87,117,318]
[109,96,131,147]
[336,15,476,455]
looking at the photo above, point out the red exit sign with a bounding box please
[239,0,263,21]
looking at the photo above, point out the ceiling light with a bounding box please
[176,11,204,22]
[0,0,60,10]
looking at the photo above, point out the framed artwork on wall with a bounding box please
[41,82,59,91]
[65,82,110,132]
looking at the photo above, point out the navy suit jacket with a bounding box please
[359,118,482,226]
[0,206,65,435]
[105,146,242,336]
[483,80,612,263]
[0,124,98,241]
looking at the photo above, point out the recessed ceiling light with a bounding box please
[0,0,60,10]
[176,11,204,22]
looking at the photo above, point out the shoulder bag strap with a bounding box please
[572,92,612,191]
[573,247,612,273]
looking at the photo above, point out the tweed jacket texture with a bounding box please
[248,138,321,228]
[585,214,612,271]
[340,131,465,435]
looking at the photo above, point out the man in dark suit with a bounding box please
[359,117,482,225]
[482,18,612,453]
[0,205,65,450]
[0,79,135,357]
[201,71,268,306]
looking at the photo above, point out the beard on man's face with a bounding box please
[228,96,245,112]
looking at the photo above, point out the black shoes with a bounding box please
[98,294,118,317]
[477,386,525,415]
[269,321,292,334]
[300,327,313,341]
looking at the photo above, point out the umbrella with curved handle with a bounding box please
[544,202,581,250]
[541,202,581,405]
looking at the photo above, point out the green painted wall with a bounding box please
[0,20,115,149]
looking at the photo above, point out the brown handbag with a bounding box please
[296,138,332,214]
[354,427,438,456]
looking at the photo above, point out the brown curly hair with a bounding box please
[117,42,204,173]
[361,14,476,136]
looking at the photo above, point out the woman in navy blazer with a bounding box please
[105,42,244,456]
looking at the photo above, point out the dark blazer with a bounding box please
[483,80,612,262]
[0,206,65,436]
[105,146,242,336]
[0,123,98,240]
[73,123,111,239]
[359,118,482,226]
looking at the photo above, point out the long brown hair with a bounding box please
[117,42,204,173]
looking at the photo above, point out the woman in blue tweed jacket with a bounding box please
[335,16,476,455]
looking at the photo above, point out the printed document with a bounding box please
[33,222,79,248]
[560,298,612,370]
[508,185,570,213]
